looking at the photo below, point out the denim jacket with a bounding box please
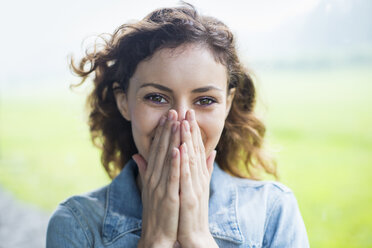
[47,159,309,247]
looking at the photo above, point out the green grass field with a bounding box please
[1,66,371,247]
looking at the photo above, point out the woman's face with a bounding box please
[116,43,235,160]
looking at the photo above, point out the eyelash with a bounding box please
[144,93,217,106]
[195,96,217,106]
[144,93,168,104]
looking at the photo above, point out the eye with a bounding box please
[144,93,168,104]
[195,97,217,106]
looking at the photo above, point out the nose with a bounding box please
[175,106,186,122]
[172,102,188,122]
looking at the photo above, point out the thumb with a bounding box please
[206,150,217,176]
[132,154,147,180]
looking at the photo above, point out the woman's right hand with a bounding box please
[133,110,181,248]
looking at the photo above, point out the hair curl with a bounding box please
[70,3,277,180]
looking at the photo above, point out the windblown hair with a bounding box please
[71,3,277,180]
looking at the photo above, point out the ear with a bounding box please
[113,82,131,121]
[225,88,236,119]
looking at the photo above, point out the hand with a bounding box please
[177,109,218,248]
[133,110,181,248]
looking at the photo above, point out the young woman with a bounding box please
[47,3,309,247]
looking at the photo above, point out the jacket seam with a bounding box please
[233,184,245,244]
[234,180,292,193]
[104,226,142,246]
[262,191,292,247]
[61,201,93,247]
[102,184,110,242]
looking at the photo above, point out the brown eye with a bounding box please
[144,94,168,104]
[195,97,216,106]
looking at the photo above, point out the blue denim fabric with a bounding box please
[47,159,309,247]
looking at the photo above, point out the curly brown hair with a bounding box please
[70,3,277,180]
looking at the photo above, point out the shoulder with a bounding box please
[238,180,309,247]
[212,163,292,196]
[231,177,295,213]
[214,165,294,208]
[212,166,309,247]
[46,186,108,248]
[231,176,292,195]
[228,175,300,228]
[228,176,300,217]
[233,179,309,247]
[61,185,108,214]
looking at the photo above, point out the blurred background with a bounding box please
[0,0,371,247]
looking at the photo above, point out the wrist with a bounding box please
[138,236,175,248]
[179,233,218,248]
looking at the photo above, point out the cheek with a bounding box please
[130,105,164,159]
[197,110,226,155]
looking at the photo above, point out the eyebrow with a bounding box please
[139,82,223,93]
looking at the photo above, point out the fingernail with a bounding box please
[186,110,191,121]
[182,142,187,153]
[168,110,174,121]
[172,148,178,158]
[160,115,166,126]
[213,150,217,158]
[132,155,138,165]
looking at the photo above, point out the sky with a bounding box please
[0,0,370,91]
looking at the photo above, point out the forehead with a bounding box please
[130,43,228,91]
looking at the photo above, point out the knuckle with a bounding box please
[182,170,191,180]
[190,194,198,203]
[194,146,200,156]
[154,186,163,198]
[185,195,197,208]
[168,172,179,183]
[188,155,196,166]
[166,193,179,205]
[157,143,166,153]
[186,132,192,141]
[200,174,208,184]
[153,129,162,142]
[183,153,189,164]
[154,128,161,137]
[148,176,158,189]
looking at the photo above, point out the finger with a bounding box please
[132,154,147,181]
[206,150,217,177]
[159,120,180,188]
[146,115,167,178]
[166,147,180,198]
[181,120,198,187]
[186,109,207,177]
[150,110,177,185]
[180,143,192,196]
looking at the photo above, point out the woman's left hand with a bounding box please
[177,109,218,248]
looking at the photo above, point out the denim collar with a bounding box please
[102,159,244,245]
